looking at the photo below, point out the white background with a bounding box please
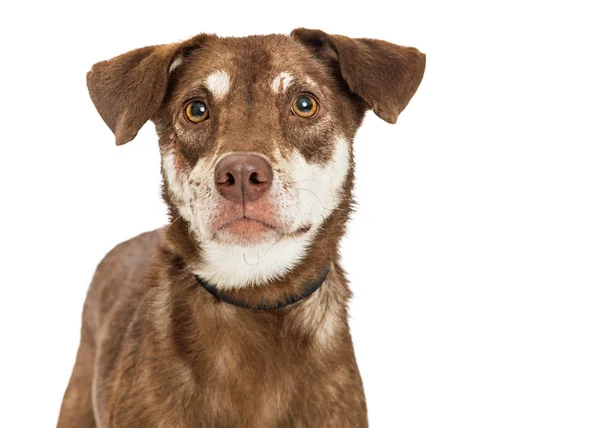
[1,1,599,426]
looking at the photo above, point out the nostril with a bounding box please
[249,172,263,185]
[217,172,235,186]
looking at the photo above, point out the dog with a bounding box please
[57,28,425,427]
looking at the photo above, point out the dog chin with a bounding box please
[213,218,281,247]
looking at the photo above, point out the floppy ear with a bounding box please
[86,35,208,145]
[291,28,426,124]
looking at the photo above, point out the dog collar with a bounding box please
[194,264,331,310]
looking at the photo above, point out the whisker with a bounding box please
[165,214,182,232]
[297,187,350,213]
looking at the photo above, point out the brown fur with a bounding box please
[58,29,425,427]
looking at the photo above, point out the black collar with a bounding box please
[194,264,331,310]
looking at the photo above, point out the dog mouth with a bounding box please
[215,216,311,245]
[220,217,276,232]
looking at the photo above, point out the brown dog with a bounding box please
[58,29,425,427]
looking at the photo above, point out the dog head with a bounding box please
[87,29,425,288]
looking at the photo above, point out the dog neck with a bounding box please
[161,194,351,309]
[194,263,331,310]
[157,218,352,355]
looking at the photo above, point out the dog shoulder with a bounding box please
[96,229,163,272]
[84,229,164,331]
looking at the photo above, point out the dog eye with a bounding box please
[185,100,209,123]
[291,95,318,118]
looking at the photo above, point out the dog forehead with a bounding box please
[167,35,339,165]
[181,35,320,92]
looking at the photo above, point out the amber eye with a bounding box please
[291,95,318,118]
[185,100,209,123]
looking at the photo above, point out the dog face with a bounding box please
[158,35,360,254]
[86,29,425,288]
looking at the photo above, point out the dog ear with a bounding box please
[291,28,426,124]
[87,35,208,145]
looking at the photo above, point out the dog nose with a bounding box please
[215,153,273,203]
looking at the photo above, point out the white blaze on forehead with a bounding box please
[271,71,294,94]
[205,70,231,100]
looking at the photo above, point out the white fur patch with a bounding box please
[196,231,316,289]
[300,282,339,348]
[162,149,219,236]
[162,135,351,289]
[193,136,351,289]
[205,70,231,100]
[161,153,194,222]
[277,135,351,229]
[271,72,294,94]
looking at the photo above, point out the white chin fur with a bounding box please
[166,135,351,289]
[193,229,317,289]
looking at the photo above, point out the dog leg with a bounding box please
[57,329,96,428]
